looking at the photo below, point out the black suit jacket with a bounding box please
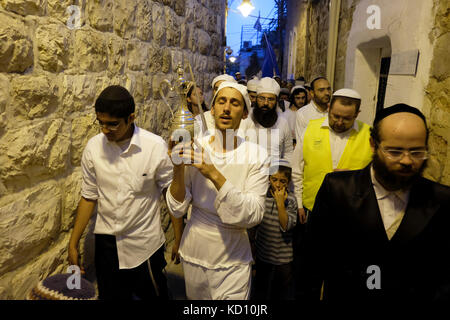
[305,165,450,302]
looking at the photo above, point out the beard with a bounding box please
[252,105,278,128]
[372,151,426,191]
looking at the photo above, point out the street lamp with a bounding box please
[237,0,255,17]
[229,56,236,63]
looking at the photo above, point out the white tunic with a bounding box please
[166,136,270,269]
[244,113,294,164]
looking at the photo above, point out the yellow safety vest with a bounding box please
[302,118,373,210]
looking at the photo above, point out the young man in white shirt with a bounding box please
[294,77,331,143]
[68,85,183,300]
[166,82,269,300]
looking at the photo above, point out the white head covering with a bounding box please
[247,78,259,92]
[332,88,361,100]
[290,85,306,94]
[211,74,236,89]
[256,77,281,96]
[211,81,251,112]
[269,158,291,175]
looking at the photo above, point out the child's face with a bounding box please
[269,172,289,192]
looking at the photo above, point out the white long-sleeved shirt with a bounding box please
[166,135,270,269]
[291,117,360,208]
[244,113,294,164]
[294,100,328,143]
[81,126,173,269]
[370,166,409,240]
[280,107,297,140]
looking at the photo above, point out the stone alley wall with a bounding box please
[422,0,450,186]
[0,0,226,299]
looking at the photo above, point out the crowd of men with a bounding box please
[68,72,450,302]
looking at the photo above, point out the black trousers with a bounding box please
[293,208,311,299]
[253,259,295,300]
[95,234,169,300]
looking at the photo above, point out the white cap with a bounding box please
[212,81,251,112]
[269,158,291,175]
[247,78,259,92]
[333,88,361,100]
[211,74,236,89]
[256,77,280,96]
[290,85,306,95]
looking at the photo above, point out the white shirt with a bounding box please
[166,135,270,269]
[244,113,294,163]
[292,117,360,208]
[81,126,173,269]
[370,166,409,239]
[294,100,328,143]
[280,107,297,140]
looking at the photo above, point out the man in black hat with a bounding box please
[303,104,450,302]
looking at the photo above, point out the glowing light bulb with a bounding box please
[229,57,236,63]
[237,0,255,17]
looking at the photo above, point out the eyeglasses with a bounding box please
[257,96,277,104]
[379,145,428,161]
[94,119,121,131]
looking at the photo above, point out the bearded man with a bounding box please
[303,104,450,302]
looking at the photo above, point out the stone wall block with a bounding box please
[43,120,71,174]
[152,2,165,46]
[136,0,152,42]
[1,0,45,16]
[107,35,126,74]
[0,74,10,115]
[87,0,114,32]
[184,0,194,22]
[0,182,62,275]
[74,28,108,72]
[127,40,149,72]
[62,169,82,231]
[193,1,203,28]
[162,47,172,73]
[0,119,70,187]
[47,0,76,24]
[0,232,72,299]
[148,43,163,74]
[187,24,197,52]
[0,12,33,73]
[70,113,98,166]
[180,22,188,49]
[11,75,58,120]
[197,29,211,55]
[165,7,181,47]
[429,33,450,81]
[36,23,72,73]
[62,75,97,115]
[113,0,137,39]
[175,0,186,16]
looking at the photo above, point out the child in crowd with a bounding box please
[253,159,298,300]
